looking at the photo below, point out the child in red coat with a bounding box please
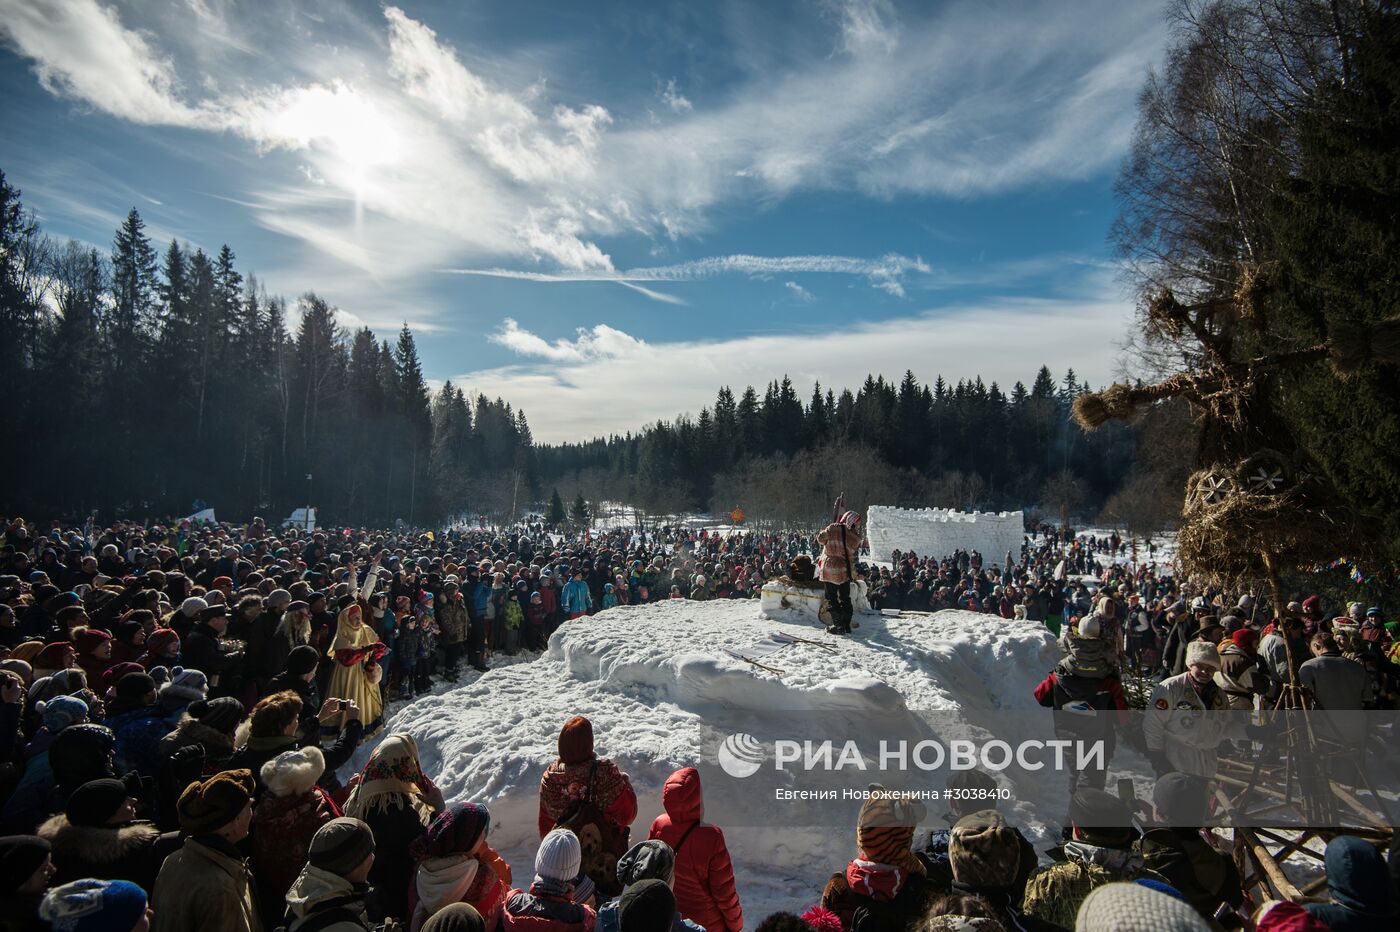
[648,767,742,932]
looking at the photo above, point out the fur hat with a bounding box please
[949,810,1021,890]
[558,715,594,765]
[535,828,582,883]
[1184,641,1220,670]
[308,817,376,876]
[1075,881,1211,931]
[260,746,325,799]
[159,666,209,704]
[176,768,254,833]
[39,695,90,733]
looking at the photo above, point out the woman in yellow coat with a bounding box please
[325,559,387,742]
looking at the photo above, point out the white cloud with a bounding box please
[661,79,692,113]
[0,0,204,125]
[2,0,1165,322]
[489,318,647,363]
[458,281,1129,442]
[785,281,815,303]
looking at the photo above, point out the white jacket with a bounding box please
[1144,672,1246,778]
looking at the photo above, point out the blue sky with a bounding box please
[0,0,1167,442]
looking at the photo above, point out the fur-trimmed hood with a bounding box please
[38,814,159,863]
[170,716,236,752]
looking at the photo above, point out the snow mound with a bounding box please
[360,599,1058,920]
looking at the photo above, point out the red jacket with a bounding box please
[648,768,743,932]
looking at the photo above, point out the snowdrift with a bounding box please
[357,599,1059,919]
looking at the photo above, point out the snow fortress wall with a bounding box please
[867,506,1025,563]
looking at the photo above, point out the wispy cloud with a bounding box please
[0,0,1165,291]
[458,269,1131,442]
[785,281,815,303]
[440,252,931,300]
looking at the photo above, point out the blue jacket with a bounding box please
[561,579,593,615]
[597,902,703,932]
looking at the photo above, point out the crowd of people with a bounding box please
[0,513,1395,931]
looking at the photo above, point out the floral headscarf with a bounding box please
[345,733,433,821]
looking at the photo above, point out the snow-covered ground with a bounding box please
[349,598,1085,919]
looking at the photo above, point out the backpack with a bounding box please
[553,761,630,899]
[849,875,927,932]
[274,905,364,932]
[1060,634,1113,679]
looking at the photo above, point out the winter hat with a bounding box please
[857,785,927,870]
[617,878,676,932]
[39,695,90,733]
[33,642,75,671]
[422,903,487,932]
[113,671,156,701]
[0,835,51,894]
[99,662,145,695]
[1230,629,1259,654]
[1068,788,1135,844]
[1075,881,1211,931]
[1183,641,1220,670]
[187,696,245,734]
[617,839,676,888]
[285,644,320,677]
[179,596,208,618]
[261,746,325,799]
[1153,773,1209,826]
[1255,900,1332,932]
[949,810,1021,890]
[159,666,208,703]
[114,621,144,647]
[145,627,179,655]
[176,768,255,833]
[70,628,111,656]
[39,879,147,932]
[309,817,376,877]
[65,779,129,827]
[409,801,491,861]
[267,588,292,608]
[1300,595,1321,616]
[1077,616,1102,639]
[535,828,582,883]
[0,658,33,685]
[558,715,594,765]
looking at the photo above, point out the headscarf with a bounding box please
[344,733,433,821]
[329,603,375,657]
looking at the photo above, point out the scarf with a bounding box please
[416,854,480,915]
[530,876,574,899]
[344,733,432,821]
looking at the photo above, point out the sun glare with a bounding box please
[270,83,402,188]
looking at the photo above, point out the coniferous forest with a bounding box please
[0,171,1184,528]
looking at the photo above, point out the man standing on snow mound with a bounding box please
[539,716,638,899]
[818,506,863,636]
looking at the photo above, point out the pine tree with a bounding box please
[546,487,566,527]
[570,493,591,528]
